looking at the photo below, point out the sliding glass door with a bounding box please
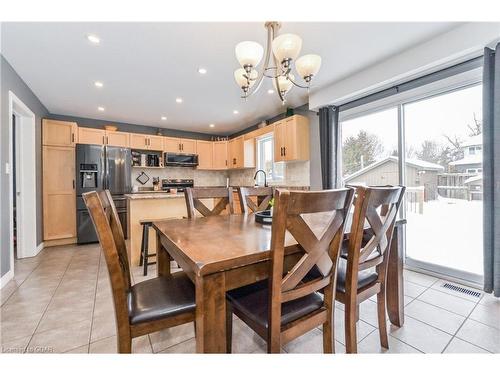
[403,84,483,282]
[339,83,483,284]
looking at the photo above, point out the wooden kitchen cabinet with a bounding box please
[196,140,213,169]
[148,135,164,151]
[78,127,105,145]
[106,131,130,147]
[130,133,163,151]
[228,137,255,169]
[43,145,76,241]
[273,115,310,162]
[213,141,228,169]
[42,119,77,147]
[229,137,244,168]
[164,137,196,154]
[130,133,149,149]
[78,128,130,147]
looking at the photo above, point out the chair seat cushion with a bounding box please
[128,272,195,325]
[226,280,324,329]
[336,258,378,293]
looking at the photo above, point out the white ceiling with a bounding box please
[1,22,462,135]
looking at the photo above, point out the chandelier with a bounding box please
[233,22,321,104]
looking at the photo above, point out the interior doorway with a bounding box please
[8,91,38,273]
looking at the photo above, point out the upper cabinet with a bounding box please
[78,127,105,145]
[196,140,213,170]
[130,133,163,151]
[106,131,130,147]
[274,115,310,162]
[164,137,197,154]
[228,136,255,169]
[43,119,77,147]
[213,141,228,170]
[78,127,130,147]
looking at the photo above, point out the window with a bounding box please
[256,134,284,184]
[340,107,399,186]
[469,147,476,155]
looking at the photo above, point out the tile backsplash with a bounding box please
[228,161,310,187]
[132,161,310,190]
[131,167,228,189]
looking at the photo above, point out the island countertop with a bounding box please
[125,192,185,200]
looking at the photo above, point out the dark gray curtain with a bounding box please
[319,106,339,189]
[483,44,500,297]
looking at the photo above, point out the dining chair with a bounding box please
[237,186,274,214]
[336,185,405,353]
[184,187,234,219]
[83,190,196,353]
[225,187,355,353]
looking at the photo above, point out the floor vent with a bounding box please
[441,283,481,298]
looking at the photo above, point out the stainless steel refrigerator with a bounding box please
[76,144,131,244]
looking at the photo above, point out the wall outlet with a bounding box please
[5,162,11,175]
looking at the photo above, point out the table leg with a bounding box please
[386,224,404,327]
[195,272,227,353]
[156,231,171,277]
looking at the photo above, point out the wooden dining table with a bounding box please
[152,213,406,353]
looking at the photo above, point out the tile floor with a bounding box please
[1,243,499,354]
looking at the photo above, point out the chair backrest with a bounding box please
[268,188,355,328]
[346,185,405,283]
[237,186,274,213]
[184,187,234,219]
[82,190,131,328]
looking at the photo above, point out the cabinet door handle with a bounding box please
[106,136,109,145]
[283,147,286,157]
[71,133,75,143]
[72,180,75,189]
[103,135,105,145]
[225,160,227,166]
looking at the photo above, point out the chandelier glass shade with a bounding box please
[233,22,321,103]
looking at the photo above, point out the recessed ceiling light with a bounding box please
[198,68,207,74]
[97,106,105,112]
[176,98,183,103]
[267,89,274,94]
[87,34,100,44]
[94,81,103,88]
[233,110,239,114]
[161,116,167,121]
[209,124,215,128]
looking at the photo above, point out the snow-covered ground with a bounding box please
[406,196,483,276]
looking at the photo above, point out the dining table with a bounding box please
[152,213,406,353]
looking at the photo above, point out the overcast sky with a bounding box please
[341,84,483,158]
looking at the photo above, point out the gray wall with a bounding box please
[1,54,49,278]
[47,114,217,141]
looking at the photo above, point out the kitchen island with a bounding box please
[126,192,188,265]
[125,192,215,265]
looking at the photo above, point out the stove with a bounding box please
[161,178,194,192]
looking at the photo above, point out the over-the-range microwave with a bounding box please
[164,152,199,167]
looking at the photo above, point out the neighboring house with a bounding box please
[464,174,483,200]
[439,135,483,200]
[343,156,444,201]
[449,134,483,173]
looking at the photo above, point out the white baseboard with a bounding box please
[36,242,45,255]
[0,269,14,289]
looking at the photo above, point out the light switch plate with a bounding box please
[5,162,11,175]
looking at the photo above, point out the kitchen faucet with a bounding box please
[253,169,268,187]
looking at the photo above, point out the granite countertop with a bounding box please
[125,192,185,200]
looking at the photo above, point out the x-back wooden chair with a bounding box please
[226,188,355,353]
[237,186,274,214]
[184,187,234,219]
[83,190,195,353]
[337,185,405,353]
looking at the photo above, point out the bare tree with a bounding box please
[467,113,482,137]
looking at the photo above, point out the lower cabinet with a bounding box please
[43,145,76,241]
